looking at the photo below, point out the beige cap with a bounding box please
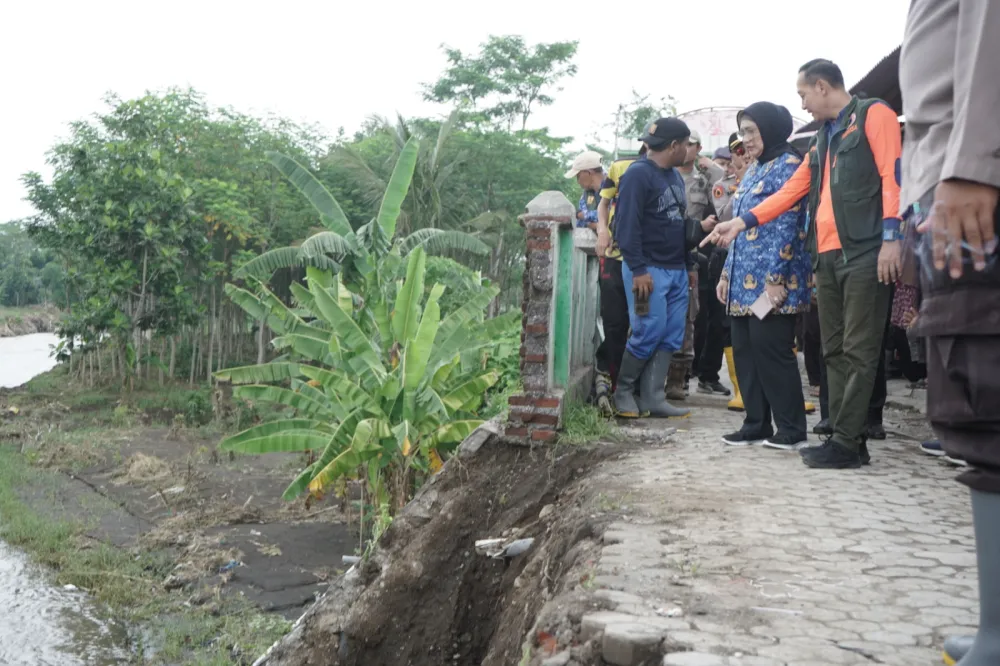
[565,150,604,178]
[688,130,702,145]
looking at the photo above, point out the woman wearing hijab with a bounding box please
[716,102,812,450]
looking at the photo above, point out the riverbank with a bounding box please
[0,305,61,337]
[0,366,356,664]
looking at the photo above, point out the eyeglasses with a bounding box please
[738,127,759,140]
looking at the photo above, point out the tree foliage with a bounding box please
[0,222,65,308]
[424,35,578,132]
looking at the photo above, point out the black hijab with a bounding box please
[738,102,800,164]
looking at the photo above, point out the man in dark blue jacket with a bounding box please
[612,117,693,419]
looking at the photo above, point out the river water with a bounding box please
[0,333,131,664]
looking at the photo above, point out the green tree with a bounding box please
[424,35,578,132]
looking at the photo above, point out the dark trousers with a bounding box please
[731,314,807,440]
[692,289,709,378]
[596,258,629,389]
[816,250,891,451]
[803,306,823,387]
[696,289,726,383]
[812,286,892,425]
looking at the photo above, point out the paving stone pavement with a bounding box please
[581,396,975,666]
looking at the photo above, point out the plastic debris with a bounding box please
[491,538,534,559]
[219,560,241,573]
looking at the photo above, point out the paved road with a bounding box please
[581,397,973,666]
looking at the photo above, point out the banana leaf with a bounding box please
[266,152,353,237]
[441,371,499,412]
[391,248,426,345]
[214,362,301,385]
[220,419,333,451]
[221,429,335,454]
[233,385,332,418]
[376,138,419,238]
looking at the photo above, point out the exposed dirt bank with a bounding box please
[0,307,61,337]
[255,426,625,666]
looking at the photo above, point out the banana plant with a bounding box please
[216,247,518,507]
[236,138,490,299]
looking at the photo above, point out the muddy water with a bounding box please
[0,332,61,389]
[0,333,131,664]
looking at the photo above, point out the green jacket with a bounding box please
[805,96,887,267]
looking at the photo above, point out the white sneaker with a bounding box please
[761,436,808,451]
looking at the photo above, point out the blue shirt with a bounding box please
[613,157,688,276]
[576,189,600,228]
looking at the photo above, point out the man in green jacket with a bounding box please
[705,59,903,469]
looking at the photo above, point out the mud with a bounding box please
[256,431,622,666]
[2,389,357,621]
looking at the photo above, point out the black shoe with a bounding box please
[800,440,862,469]
[860,440,871,466]
[697,380,732,397]
[813,418,833,435]
[722,430,771,447]
[762,434,807,451]
[866,423,886,440]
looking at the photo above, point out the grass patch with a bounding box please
[559,400,618,445]
[0,444,291,664]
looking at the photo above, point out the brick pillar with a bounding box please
[505,191,574,445]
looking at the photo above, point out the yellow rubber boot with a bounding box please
[725,347,744,412]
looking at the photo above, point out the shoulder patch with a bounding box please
[712,184,724,199]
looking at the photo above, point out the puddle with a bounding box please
[0,541,130,664]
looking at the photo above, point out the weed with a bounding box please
[595,491,634,512]
[111,404,134,428]
[560,401,618,445]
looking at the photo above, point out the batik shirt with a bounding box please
[721,152,812,316]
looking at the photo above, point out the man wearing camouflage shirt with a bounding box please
[669,130,726,400]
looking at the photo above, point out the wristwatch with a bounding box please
[883,227,902,242]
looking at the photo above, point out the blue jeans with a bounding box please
[622,264,689,360]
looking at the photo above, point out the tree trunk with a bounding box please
[169,336,177,380]
[206,286,217,384]
[257,317,266,364]
[189,327,199,386]
[158,338,165,385]
[133,247,149,384]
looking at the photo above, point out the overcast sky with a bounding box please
[0,0,909,222]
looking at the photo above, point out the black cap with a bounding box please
[638,118,690,149]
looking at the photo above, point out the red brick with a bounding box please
[531,429,559,442]
[508,395,531,407]
[525,324,547,335]
[527,226,550,239]
[527,239,552,251]
[525,353,547,363]
[534,397,561,409]
[506,427,530,438]
[532,414,559,426]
